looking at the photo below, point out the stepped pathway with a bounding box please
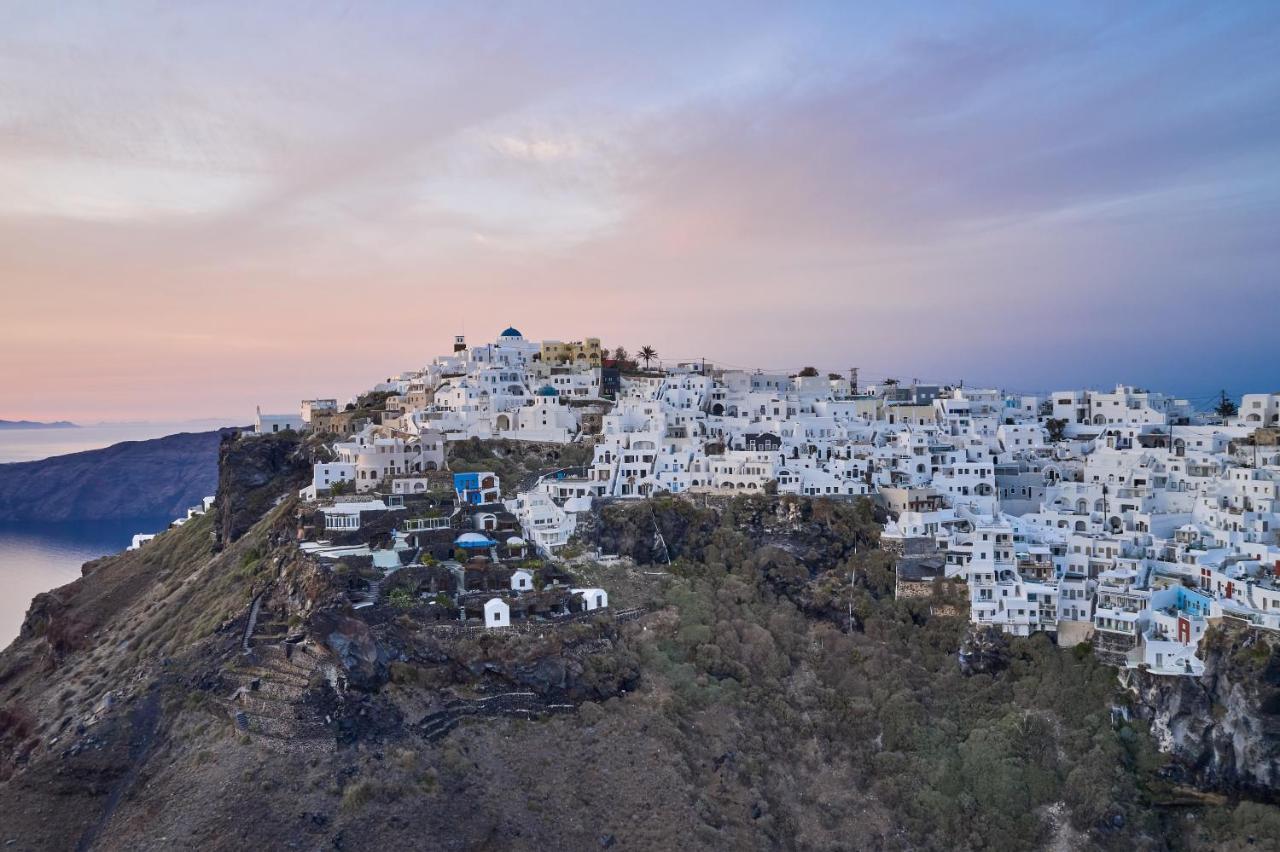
[416,692,574,743]
[241,594,264,654]
[225,596,335,754]
[353,561,405,609]
[353,578,382,610]
[612,607,649,623]
[225,642,335,754]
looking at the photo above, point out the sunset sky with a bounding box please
[2,2,1278,421]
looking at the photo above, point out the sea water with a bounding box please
[0,516,174,648]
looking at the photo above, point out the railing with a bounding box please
[403,517,450,531]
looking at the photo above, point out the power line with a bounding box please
[626,351,1254,404]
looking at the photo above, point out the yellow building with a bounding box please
[539,338,603,366]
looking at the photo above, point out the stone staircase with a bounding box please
[249,616,296,645]
[241,594,263,654]
[226,619,336,754]
[353,578,382,610]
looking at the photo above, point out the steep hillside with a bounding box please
[1123,627,1280,797]
[0,430,235,522]
[0,438,1277,850]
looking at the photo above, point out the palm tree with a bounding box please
[638,345,657,369]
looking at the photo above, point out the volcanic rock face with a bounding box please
[315,610,385,689]
[214,431,310,546]
[1122,628,1280,797]
[0,429,234,522]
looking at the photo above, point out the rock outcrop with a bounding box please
[958,624,1012,676]
[214,431,310,546]
[314,610,386,690]
[1122,626,1280,798]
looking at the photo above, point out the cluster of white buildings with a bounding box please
[128,495,216,550]
[884,389,1280,677]
[270,328,1280,670]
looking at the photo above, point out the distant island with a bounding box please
[0,419,79,430]
[0,429,234,522]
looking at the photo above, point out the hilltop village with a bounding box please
[248,326,1280,679]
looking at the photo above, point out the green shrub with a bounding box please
[386,588,415,609]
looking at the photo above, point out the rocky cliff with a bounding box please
[1122,626,1280,799]
[0,429,236,522]
[213,430,311,547]
[0,435,649,850]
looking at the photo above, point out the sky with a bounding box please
[1,1,1277,421]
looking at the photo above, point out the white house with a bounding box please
[321,499,389,531]
[309,462,357,495]
[1238,393,1280,427]
[254,406,304,434]
[511,569,534,591]
[484,597,510,629]
[572,587,608,611]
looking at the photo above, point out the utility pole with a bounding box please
[847,541,858,633]
[847,576,854,632]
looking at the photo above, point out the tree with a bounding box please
[883,377,900,387]
[1215,390,1238,419]
[1046,418,1068,443]
[638,345,658,369]
[798,366,819,377]
[612,346,629,364]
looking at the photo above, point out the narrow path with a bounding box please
[416,692,574,742]
[242,593,264,653]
